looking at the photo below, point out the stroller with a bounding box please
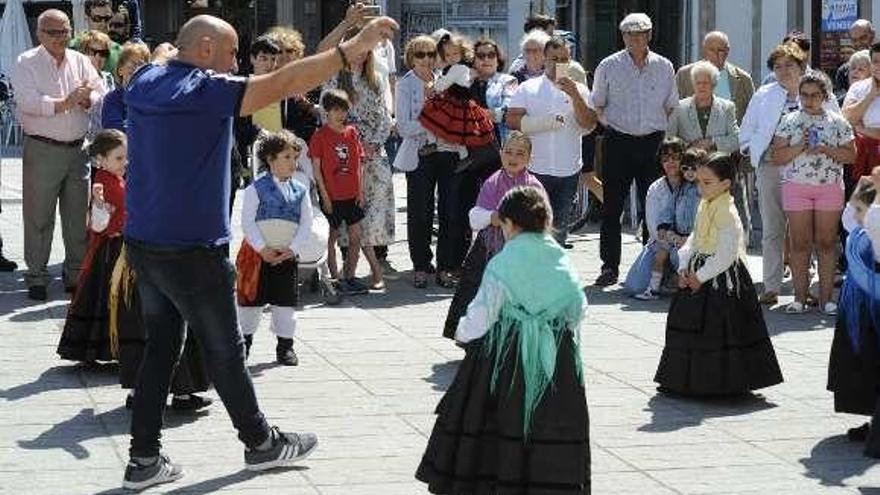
[250,135,341,306]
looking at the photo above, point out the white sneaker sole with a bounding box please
[246,439,318,472]
[122,468,184,491]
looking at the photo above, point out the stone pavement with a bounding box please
[1,155,879,494]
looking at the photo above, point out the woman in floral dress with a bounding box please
[326,29,395,264]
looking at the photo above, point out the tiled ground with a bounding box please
[0,155,878,494]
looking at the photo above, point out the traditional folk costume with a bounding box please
[654,191,783,396]
[442,169,545,339]
[419,64,496,154]
[828,204,880,451]
[236,173,313,361]
[417,232,590,494]
[57,170,126,362]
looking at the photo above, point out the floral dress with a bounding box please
[327,74,395,246]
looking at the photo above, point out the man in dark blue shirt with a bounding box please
[121,14,397,491]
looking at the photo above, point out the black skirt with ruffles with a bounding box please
[416,330,590,494]
[654,256,784,396]
[827,301,880,416]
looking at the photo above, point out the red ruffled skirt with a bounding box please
[419,92,495,148]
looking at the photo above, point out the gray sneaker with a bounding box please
[245,427,318,472]
[122,453,184,491]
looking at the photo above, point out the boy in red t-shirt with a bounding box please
[309,89,383,294]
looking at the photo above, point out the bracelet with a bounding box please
[336,44,350,71]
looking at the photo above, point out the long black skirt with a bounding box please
[117,290,209,395]
[416,331,591,494]
[827,305,880,416]
[654,259,784,396]
[443,236,490,340]
[57,236,122,362]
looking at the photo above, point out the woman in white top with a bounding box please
[740,42,839,306]
[771,73,856,315]
[842,48,880,184]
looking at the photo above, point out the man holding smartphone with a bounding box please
[506,36,597,247]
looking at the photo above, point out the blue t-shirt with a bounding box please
[124,61,247,246]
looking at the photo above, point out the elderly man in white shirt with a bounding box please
[506,36,597,247]
[589,12,678,286]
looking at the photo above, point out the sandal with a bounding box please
[369,279,386,291]
[413,271,428,289]
[784,301,808,314]
[758,291,778,306]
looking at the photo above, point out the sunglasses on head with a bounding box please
[413,50,437,59]
[90,14,113,22]
[475,51,497,60]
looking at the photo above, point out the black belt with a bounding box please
[605,127,664,140]
[26,134,84,148]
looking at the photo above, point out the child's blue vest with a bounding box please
[673,182,701,235]
[254,174,307,223]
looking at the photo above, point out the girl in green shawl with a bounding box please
[416,186,591,494]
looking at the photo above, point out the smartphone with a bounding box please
[555,62,570,82]
[808,126,820,148]
[363,4,382,20]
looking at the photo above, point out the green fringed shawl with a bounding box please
[481,232,586,438]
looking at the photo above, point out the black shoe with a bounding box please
[170,394,213,412]
[849,423,871,442]
[0,255,17,272]
[594,269,618,287]
[125,394,134,410]
[27,285,47,301]
[276,347,299,366]
[562,242,574,250]
[245,426,318,471]
[122,453,184,491]
[244,334,253,359]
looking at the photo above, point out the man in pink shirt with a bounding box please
[11,9,104,301]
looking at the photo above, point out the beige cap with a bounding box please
[619,13,652,33]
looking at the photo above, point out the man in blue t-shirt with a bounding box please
[120,14,397,492]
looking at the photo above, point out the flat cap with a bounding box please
[619,13,652,32]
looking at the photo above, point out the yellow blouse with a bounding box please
[693,191,736,255]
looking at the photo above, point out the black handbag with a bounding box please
[666,288,708,332]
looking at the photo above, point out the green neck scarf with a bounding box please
[482,232,586,438]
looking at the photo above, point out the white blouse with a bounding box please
[241,175,314,255]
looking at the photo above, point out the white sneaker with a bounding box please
[634,288,660,301]
[822,301,838,316]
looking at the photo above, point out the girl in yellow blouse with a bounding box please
[654,152,784,396]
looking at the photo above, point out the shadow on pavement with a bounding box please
[638,392,776,433]
[248,360,282,378]
[0,362,118,401]
[17,406,206,459]
[163,466,304,495]
[423,360,460,391]
[800,435,879,488]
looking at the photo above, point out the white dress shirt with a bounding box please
[241,175,314,255]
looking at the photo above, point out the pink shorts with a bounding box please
[781,182,844,212]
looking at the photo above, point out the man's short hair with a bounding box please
[321,89,351,112]
[524,14,556,34]
[250,35,280,58]
[543,36,568,55]
[85,0,112,16]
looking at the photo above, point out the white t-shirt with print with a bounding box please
[773,110,854,186]
[844,77,880,127]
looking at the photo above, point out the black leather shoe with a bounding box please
[594,269,619,287]
[276,338,298,366]
[0,255,17,272]
[170,394,213,412]
[27,285,47,301]
[244,334,253,359]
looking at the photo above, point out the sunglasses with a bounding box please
[90,14,113,22]
[86,48,110,58]
[41,28,71,37]
[681,165,697,172]
[413,50,437,59]
[475,51,497,60]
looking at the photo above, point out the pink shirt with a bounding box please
[11,46,105,142]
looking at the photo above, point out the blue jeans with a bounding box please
[126,240,269,458]
[533,172,580,244]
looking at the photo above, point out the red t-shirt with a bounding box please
[308,124,364,201]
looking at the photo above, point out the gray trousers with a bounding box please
[22,136,89,287]
[756,163,785,294]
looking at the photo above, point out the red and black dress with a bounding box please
[57,170,127,362]
[419,83,496,148]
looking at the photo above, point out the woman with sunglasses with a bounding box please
[771,73,856,315]
[395,35,452,288]
[77,30,115,138]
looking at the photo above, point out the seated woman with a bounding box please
[416,186,590,494]
[623,137,685,296]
